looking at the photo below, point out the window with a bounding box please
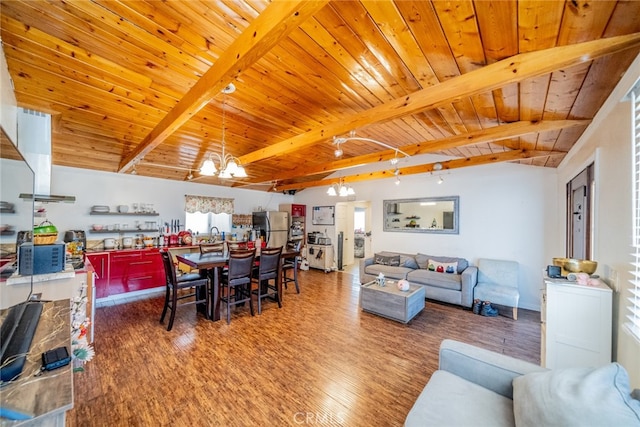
[628,81,640,342]
[183,194,234,236]
[185,212,231,235]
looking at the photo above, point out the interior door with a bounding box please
[571,185,587,259]
[567,164,593,259]
[335,202,355,267]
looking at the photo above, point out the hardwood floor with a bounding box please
[68,267,540,427]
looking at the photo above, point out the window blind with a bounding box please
[628,83,640,341]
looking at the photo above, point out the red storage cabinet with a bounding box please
[291,204,306,217]
[89,248,165,298]
[86,252,110,299]
[109,249,164,296]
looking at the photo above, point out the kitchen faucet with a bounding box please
[209,226,220,242]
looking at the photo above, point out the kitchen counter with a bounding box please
[0,269,90,310]
[0,299,73,426]
[85,245,200,254]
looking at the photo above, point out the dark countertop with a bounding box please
[0,300,73,425]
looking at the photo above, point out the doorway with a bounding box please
[567,163,594,259]
[335,201,371,270]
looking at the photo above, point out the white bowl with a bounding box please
[118,205,129,213]
[92,224,104,231]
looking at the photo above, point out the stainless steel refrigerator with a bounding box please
[252,211,289,248]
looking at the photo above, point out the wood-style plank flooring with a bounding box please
[67,266,540,426]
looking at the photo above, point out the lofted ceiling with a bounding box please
[1,0,640,193]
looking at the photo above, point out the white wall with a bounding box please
[0,47,17,143]
[556,52,640,387]
[294,161,558,311]
[2,165,293,249]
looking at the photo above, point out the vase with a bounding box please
[72,358,85,372]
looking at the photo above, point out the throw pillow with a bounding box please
[428,259,458,274]
[374,253,401,266]
[512,362,640,427]
[415,253,430,269]
[403,256,419,269]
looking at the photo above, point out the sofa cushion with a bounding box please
[373,251,418,269]
[512,362,640,427]
[428,259,458,274]
[407,269,462,291]
[364,264,413,281]
[415,253,468,274]
[374,253,401,266]
[405,370,515,427]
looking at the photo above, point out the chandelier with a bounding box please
[200,83,248,178]
[327,178,355,197]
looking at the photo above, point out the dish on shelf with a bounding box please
[92,224,104,231]
[118,205,129,213]
[91,205,110,213]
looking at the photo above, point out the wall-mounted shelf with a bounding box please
[0,230,16,235]
[89,229,159,234]
[90,212,159,216]
[0,208,15,214]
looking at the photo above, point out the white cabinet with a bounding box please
[307,244,333,272]
[541,278,612,369]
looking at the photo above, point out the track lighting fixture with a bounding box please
[331,131,410,165]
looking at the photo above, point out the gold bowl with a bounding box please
[552,257,569,267]
[563,259,598,274]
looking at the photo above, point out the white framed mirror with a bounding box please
[383,196,459,234]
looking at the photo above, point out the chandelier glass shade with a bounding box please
[200,83,247,179]
[199,149,247,178]
[327,178,355,197]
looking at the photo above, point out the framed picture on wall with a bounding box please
[312,206,335,225]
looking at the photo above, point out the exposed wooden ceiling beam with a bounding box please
[245,119,589,185]
[117,0,329,173]
[276,149,560,191]
[238,32,640,166]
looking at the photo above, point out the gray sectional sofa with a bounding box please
[359,251,478,308]
[405,340,640,426]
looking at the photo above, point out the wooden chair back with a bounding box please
[256,246,283,281]
[200,242,225,255]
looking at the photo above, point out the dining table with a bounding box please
[175,249,300,322]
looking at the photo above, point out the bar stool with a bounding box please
[282,257,300,294]
[159,251,209,331]
[282,241,301,294]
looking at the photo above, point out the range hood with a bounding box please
[18,193,76,203]
[16,108,75,203]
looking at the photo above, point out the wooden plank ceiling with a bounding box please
[2,0,640,192]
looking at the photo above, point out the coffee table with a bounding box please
[360,280,426,323]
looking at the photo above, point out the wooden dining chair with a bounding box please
[200,242,225,255]
[159,251,209,331]
[227,241,248,251]
[252,246,283,314]
[220,249,256,324]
